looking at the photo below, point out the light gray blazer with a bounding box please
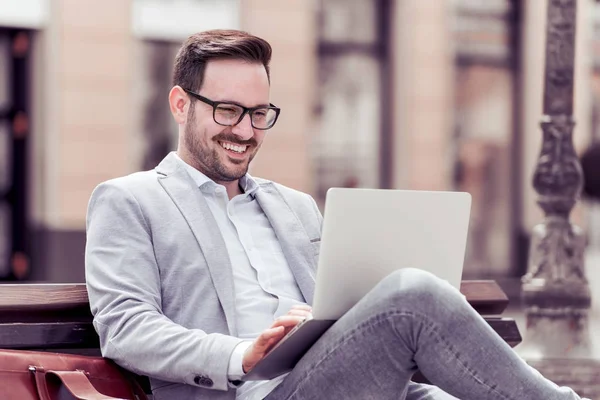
[85,152,323,400]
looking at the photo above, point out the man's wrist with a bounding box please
[228,341,253,381]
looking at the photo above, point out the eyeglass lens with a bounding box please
[214,104,277,129]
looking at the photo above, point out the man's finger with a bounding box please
[290,304,312,312]
[255,326,285,348]
[270,315,305,329]
[286,309,312,318]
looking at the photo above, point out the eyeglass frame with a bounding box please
[183,88,281,130]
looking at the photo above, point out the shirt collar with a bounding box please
[239,174,260,196]
[174,153,260,197]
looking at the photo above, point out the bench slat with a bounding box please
[0,322,100,349]
[460,280,509,315]
[0,284,89,311]
[0,318,521,350]
[0,281,509,316]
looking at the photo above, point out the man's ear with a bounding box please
[169,86,189,125]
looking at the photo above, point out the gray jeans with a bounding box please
[264,268,585,400]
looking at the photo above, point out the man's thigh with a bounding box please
[406,382,459,400]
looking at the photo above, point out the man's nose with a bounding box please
[231,113,254,140]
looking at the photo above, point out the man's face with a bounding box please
[183,59,270,183]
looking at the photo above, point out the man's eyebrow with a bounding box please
[217,99,271,108]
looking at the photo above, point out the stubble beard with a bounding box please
[184,116,259,183]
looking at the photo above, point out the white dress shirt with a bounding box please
[176,154,306,400]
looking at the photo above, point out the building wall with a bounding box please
[32,0,135,231]
[240,0,317,195]
[30,0,135,281]
[392,0,455,191]
[1,0,596,282]
[27,0,318,281]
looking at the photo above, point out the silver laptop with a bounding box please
[242,188,472,381]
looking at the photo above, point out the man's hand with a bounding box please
[242,305,312,373]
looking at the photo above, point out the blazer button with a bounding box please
[194,375,213,387]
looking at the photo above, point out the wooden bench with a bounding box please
[0,281,521,391]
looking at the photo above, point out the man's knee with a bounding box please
[376,268,459,312]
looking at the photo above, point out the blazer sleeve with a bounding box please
[85,181,243,391]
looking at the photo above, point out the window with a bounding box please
[132,0,240,170]
[0,28,31,279]
[313,0,391,203]
[452,0,521,277]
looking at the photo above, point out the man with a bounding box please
[85,30,587,400]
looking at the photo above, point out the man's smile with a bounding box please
[218,140,250,158]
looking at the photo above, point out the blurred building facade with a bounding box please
[0,0,598,284]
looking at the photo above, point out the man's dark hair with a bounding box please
[173,29,272,92]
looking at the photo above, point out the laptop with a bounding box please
[242,188,472,381]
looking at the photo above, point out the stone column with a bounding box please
[519,0,600,397]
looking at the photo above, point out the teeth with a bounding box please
[220,142,247,154]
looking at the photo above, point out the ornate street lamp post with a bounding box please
[521,0,599,396]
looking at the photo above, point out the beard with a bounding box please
[183,108,259,182]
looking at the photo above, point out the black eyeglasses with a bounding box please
[184,89,281,130]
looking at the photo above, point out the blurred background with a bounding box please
[0,0,599,299]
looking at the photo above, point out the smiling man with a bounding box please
[85,30,588,400]
[174,58,274,197]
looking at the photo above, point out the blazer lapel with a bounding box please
[156,153,238,336]
[255,184,316,304]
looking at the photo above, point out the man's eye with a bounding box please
[218,107,238,114]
